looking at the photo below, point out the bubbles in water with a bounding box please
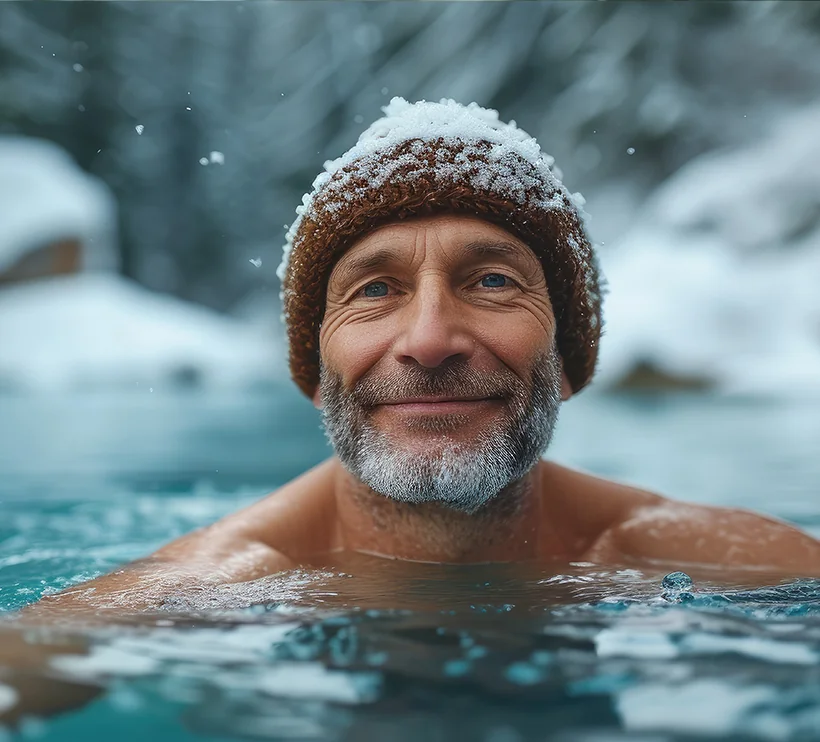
[249,258,262,268]
[661,571,694,603]
[626,147,636,155]
[72,63,84,72]
[199,157,209,166]
[135,125,144,135]
[209,151,225,165]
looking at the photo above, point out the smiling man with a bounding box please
[35,98,820,613]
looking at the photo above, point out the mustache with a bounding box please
[350,361,527,408]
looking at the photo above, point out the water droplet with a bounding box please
[444,659,470,678]
[78,104,86,112]
[199,157,209,166]
[661,571,694,603]
[149,387,153,393]
[381,86,389,95]
[354,114,364,124]
[135,125,144,135]
[466,645,487,659]
[72,63,83,72]
[209,150,224,165]
[504,662,543,686]
[626,147,636,155]
[186,106,192,111]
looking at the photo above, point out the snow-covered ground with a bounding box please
[0,137,282,393]
[596,104,820,396]
[0,274,282,392]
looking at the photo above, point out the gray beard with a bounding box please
[319,347,563,515]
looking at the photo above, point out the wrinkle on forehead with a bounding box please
[329,216,543,289]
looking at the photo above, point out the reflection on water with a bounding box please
[3,389,820,739]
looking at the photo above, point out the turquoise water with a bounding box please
[3,386,820,740]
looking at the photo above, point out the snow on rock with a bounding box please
[0,274,281,392]
[596,104,820,396]
[0,137,118,273]
[0,136,282,392]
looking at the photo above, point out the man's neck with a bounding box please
[332,460,562,563]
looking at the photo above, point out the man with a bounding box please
[35,97,820,613]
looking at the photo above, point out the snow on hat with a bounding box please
[278,97,603,398]
[0,137,118,274]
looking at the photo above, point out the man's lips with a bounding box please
[373,397,503,414]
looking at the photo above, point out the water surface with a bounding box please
[2,387,820,740]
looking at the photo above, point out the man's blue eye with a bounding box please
[481,274,507,288]
[363,281,389,298]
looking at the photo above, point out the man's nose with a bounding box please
[392,281,475,369]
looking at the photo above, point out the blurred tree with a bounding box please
[1,1,818,312]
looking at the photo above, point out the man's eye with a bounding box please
[480,273,508,288]
[362,281,389,298]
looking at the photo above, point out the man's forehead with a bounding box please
[333,215,539,275]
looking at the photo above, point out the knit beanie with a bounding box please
[278,97,603,398]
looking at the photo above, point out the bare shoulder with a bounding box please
[540,461,820,575]
[159,456,340,564]
[27,459,341,616]
[539,460,662,553]
[589,487,820,576]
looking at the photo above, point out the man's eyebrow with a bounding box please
[461,239,533,264]
[333,247,407,282]
[334,239,533,284]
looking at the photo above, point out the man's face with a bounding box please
[318,214,570,513]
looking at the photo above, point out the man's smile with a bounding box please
[374,397,504,415]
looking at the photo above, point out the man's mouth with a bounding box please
[375,397,503,414]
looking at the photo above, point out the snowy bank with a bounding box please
[0,137,283,393]
[596,104,820,396]
[0,274,282,392]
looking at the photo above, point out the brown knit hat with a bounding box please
[278,98,603,398]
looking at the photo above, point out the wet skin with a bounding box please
[23,215,820,616]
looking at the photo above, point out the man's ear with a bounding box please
[312,385,322,409]
[560,370,572,402]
